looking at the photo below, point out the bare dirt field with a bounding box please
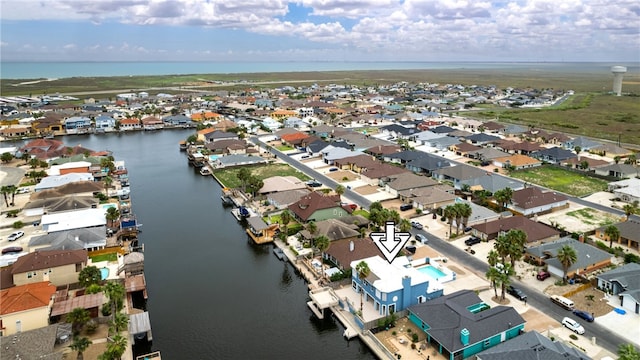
[546,284,614,316]
[326,170,358,182]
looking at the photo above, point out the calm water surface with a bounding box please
[61,130,374,359]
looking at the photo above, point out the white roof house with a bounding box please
[35,173,95,192]
[41,208,108,233]
[350,255,443,294]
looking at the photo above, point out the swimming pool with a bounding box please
[100,267,109,280]
[417,265,446,279]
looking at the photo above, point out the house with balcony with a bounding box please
[64,116,92,134]
[0,282,57,336]
[94,115,116,132]
[10,249,88,287]
[350,256,443,316]
[407,289,525,360]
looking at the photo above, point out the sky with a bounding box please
[1,0,639,62]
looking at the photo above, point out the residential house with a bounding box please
[334,154,379,173]
[40,208,107,233]
[11,249,88,287]
[214,154,268,168]
[205,139,253,155]
[509,187,569,217]
[63,116,92,134]
[493,139,543,155]
[384,150,451,175]
[464,133,501,145]
[288,192,351,223]
[28,227,107,252]
[531,147,577,164]
[460,173,525,195]
[589,143,632,158]
[414,130,445,146]
[204,130,238,144]
[492,154,541,170]
[476,330,591,360]
[34,173,94,192]
[141,116,164,130]
[561,155,609,171]
[119,118,141,131]
[398,185,456,212]
[360,163,409,186]
[594,163,638,179]
[525,237,612,279]
[433,165,488,190]
[596,263,640,314]
[261,117,282,131]
[350,255,443,316]
[365,144,403,159]
[324,238,383,272]
[470,216,560,243]
[163,114,192,127]
[0,282,57,335]
[594,219,640,251]
[322,147,361,165]
[299,218,360,243]
[266,189,310,209]
[564,136,602,152]
[383,172,439,198]
[259,176,307,195]
[0,324,60,358]
[449,142,482,157]
[280,131,310,147]
[407,289,525,360]
[94,115,116,132]
[470,148,510,162]
[609,178,640,204]
[425,136,460,150]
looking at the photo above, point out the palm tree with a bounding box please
[67,307,90,335]
[103,176,113,197]
[6,185,17,206]
[486,266,502,299]
[505,229,528,268]
[604,224,620,249]
[355,261,370,314]
[443,205,456,237]
[493,187,513,211]
[398,218,411,232]
[306,221,318,245]
[315,235,330,257]
[279,210,292,239]
[493,233,511,265]
[617,343,640,360]
[453,203,464,234]
[70,336,92,360]
[111,312,129,334]
[335,184,345,197]
[622,201,639,220]
[458,202,472,230]
[103,281,125,324]
[557,245,578,284]
[497,263,515,301]
[105,207,120,228]
[0,186,11,207]
[101,333,127,360]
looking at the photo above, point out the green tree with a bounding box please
[1,152,13,163]
[493,187,513,211]
[618,343,640,360]
[614,155,621,164]
[237,167,252,192]
[100,157,116,174]
[355,261,370,314]
[103,176,113,197]
[622,201,639,221]
[486,266,502,299]
[103,281,125,324]
[335,184,345,197]
[6,185,17,206]
[111,312,129,334]
[245,176,264,198]
[624,153,637,165]
[79,266,102,288]
[497,262,515,301]
[557,245,578,284]
[29,157,40,169]
[0,186,11,207]
[398,218,412,233]
[66,307,90,335]
[505,229,528,268]
[604,224,621,249]
[443,204,456,236]
[315,235,330,255]
[279,210,292,238]
[574,146,581,155]
[369,201,383,212]
[100,333,127,360]
[70,336,92,360]
[458,202,472,229]
[105,207,121,227]
[306,221,318,240]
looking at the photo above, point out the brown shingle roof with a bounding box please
[288,192,342,222]
[471,216,559,242]
[11,249,87,274]
[325,237,383,270]
[512,187,568,210]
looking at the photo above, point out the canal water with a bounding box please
[59,130,375,359]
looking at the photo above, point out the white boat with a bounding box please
[199,167,211,176]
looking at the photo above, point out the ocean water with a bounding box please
[2,61,638,80]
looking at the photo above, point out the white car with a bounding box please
[8,231,25,242]
[561,317,585,335]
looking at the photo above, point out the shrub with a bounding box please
[411,343,416,350]
[85,320,98,334]
[12,220,24,228]
[392,331,397,336]
[412,333,419,343]
[569,334,578,340]
[101,306,111,317]
[624,252,640,264]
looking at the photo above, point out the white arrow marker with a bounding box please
[370,221,411,263]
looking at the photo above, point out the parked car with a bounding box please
[411,221,423,230]
[506,285,527,301]
[464,226,472,232]
[399,203,413,211]
[2,246,23,255]
[572,309,594,322]
[16,188,30,194]
[464,236,481,246]
[561,317,585,334]
[306,180,322,187]
[329,167,338,172]
[536,270,551,281]
[7,231,25,242]
[415,234,427,244]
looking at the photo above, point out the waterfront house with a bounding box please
[594,219,640,251]
[11,249,88,287]
[298,218,360,244]
[476,330,591,360]
[0,324,60,358]
[350,256,444,316]
[28,227,107,252]
[266,189,310,209]
[509,186,569,217]
[141,116,164,130]
[525,237,612,279]
[213,154,268,168]
[94,115,116,132]
[324,238,383,271]
[259,176,307,195]
[596,263,640,314]
[407,289,525,360]
[204,130,238,144]
[19,138,67,159]
[163,114,192,127]
[288,192,351,223]
[0,282,57,336]
[470,216,560,243]
[40,208,107,233]
[63,116,92,134]
[34,173,95,192]
[119,118,141,131]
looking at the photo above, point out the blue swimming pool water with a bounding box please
[209,155,220,161]
[100,267,109,280]
[417,265,446,279]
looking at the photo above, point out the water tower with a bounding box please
[611,66,627,96]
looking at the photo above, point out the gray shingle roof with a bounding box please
[476,330,591,360]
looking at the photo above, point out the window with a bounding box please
[27,272,34,278]
[483,339,491,348]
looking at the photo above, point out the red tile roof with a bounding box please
[0,282,56,314]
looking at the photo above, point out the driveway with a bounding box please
[0,166,27,187]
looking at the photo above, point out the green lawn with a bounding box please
[276,145,294,151]
[90,253,118,263]
[509,165,608,197]
[213,163,311,189]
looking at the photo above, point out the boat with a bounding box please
[221,195,234,206]
[179,141,187,151]
[199,167,211,176]
[273,247,285,261]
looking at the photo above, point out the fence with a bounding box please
[562,283,592,298]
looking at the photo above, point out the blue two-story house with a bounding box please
[350,256,443,316]
[408,290,525,360]
[64,116,92,134]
